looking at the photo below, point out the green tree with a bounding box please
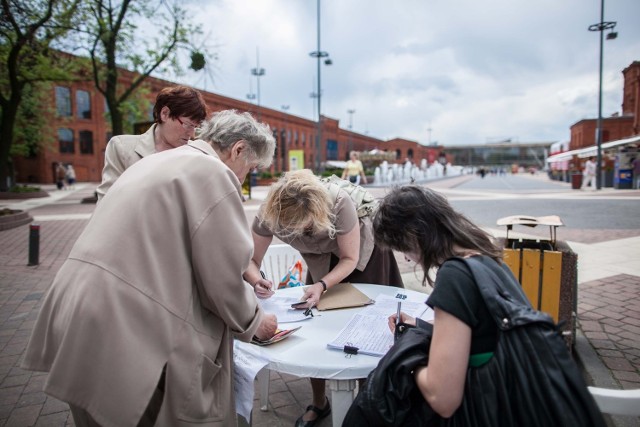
[0,0,81,191]
[77,0,202,137]
[11,81,56,159]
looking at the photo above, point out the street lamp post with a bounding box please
[347,109,355,154]
[251,48,265,123]
[588,0,617,190]
[309,0,331,173]
[281,105,290,172]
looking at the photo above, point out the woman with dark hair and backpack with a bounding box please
[243,169,403,427]
[343,185,604,426]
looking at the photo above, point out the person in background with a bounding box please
[65,164,76,189]
[96,84,207,200]
[55,162,66,190]
[244,169,403,427]
[341,151,367,185]
[582,156,597,190]
[21,110,278,427]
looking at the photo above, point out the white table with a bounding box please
[245,283,431,426]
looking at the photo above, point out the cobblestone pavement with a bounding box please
[1,175,639,426]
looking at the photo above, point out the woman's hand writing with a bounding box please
[388,311,416,333]
[254,278,275,299]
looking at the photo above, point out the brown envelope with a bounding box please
[316,282,374,311]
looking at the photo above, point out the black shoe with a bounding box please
[294,398,331,427]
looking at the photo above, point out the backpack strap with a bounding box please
[454,256,555,330]
[320,175,378,218]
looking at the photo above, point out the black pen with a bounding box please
[395,301,402,341]
[258,270,274,295]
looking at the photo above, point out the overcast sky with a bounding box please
[171,0,640,146]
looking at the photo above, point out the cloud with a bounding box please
[169,0,640,146]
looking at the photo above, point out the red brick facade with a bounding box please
[570,116,635,150]
[622,61,640,135]
[13,60,442,184]
[569,61,639,151]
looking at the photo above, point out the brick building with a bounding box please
[546,61,640,184]
[568,61,640,151]
[12,57,441,184]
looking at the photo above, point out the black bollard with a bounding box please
[28,223,40,266]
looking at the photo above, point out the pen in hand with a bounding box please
[394,301,402,341]
[257,270,275,296]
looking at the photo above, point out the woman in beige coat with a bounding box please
[22,110,277,427]
[96,85,207,201]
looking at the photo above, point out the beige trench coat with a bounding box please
[22,140,263,427]
[96,124,157,200]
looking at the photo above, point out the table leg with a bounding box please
[328,379,356,426]
[257,368,270,411]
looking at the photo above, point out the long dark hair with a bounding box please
[373,185,502,286]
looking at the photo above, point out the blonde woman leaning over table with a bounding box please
[342,150,367,185]
[243,168,403,427]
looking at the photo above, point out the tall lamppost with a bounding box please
[281,105,290,171]
[347,109,355,155]
[309,0,331,172]
[588,0,617,190]
[251,48,265,122]
[246,79,256,112]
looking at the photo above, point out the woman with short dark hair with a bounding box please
[97,85,208,200]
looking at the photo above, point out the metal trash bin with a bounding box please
[497,215,578,351]
[571,172,582,190]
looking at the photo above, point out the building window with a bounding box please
[76,90,92,119]
[407,148,414,159]
[58,128,74,153]
[396,149,401,159]
[79,130,94,154]
[326,139,338,160]
[55,86,72,117]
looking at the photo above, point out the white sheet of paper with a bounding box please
[326,291,433,357]
[364,293,431,320]
[326,312,394,356]
[258,294,313,323]
[233,341,270,421]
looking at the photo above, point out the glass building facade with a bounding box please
[445,142,552,170]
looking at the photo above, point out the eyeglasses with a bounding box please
[175,117,199,131]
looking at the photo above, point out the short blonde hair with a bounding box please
[260,169,336,239]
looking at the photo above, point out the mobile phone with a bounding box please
[290,301,308,309]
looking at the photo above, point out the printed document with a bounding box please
[326,291,433,357]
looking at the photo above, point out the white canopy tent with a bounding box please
[546,135,640,164]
